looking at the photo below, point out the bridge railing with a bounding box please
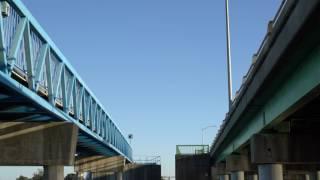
[232,0,290,106]
[0,0,132,160]
[212,0,295,152]
[176,145,209,155]
[134,156,161,165]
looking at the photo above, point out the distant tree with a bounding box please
[31,169,43,180]
[16,176,29,180]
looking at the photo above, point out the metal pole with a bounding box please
[225,0,233,109]
[201,125,216,145]
[202,130,204,145]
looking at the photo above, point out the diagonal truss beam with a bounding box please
[34,44,49,91]
[7,18,27,74]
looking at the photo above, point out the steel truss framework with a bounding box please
[0,0,132,161]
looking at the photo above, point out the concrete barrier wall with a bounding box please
[123,164,161,180]
[175,154,210,180]
[92,164,161,180]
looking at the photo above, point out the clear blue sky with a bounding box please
[0,0,281,179]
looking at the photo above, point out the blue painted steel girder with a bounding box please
[0,0,132,161]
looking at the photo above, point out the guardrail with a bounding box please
[232,0,290,107]
[0,0,132,160]
[134,156,161,165]
[211,0,296,153]
[176,145,209,155]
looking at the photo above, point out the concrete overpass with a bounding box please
[210,0,320,180]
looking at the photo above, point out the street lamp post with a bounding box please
[225,0,233,109]
[128,134,133,145]
[201,125,217,145]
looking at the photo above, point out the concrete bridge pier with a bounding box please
[250,133,288,180]
[43,165,64,180]
[226,154,249,180]
[230,171,244,180]
[219,174,230,180]
[214,162,230,180]
[303,172,320,180]
[248,174,258,180]
[0,122,78,180]
[305,173,311,180]
[258,164,283,180]
[116,172,123,180]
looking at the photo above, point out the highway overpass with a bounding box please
[210,0,320,180]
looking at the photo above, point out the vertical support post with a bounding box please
[305,174,310,180]
[43,165,64,180]
[220,174,230,180]
[0,2,7,73]
[231,171,244,180]
[116,172,123,180]
[258,164,283,180]
[317,171,320,180]
[83,172,92,180]
[248,174,258,180]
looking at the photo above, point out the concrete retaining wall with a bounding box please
[175,154,210,180]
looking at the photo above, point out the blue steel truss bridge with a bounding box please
[0,0,132,165]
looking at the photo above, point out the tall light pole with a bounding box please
[201,125,216,145]
[225,0,233,109]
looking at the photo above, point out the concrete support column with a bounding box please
[258,164,283,180]
[43,165,64,180]
[230,171,244,180]
[219,174,230,180]
[84,172,92,180]
[317,171,320,180]
[226,154,249,180]
[116,172,123,180]
[248,174,258,180]
[305,174,310,180]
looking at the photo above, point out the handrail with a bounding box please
[176,145,209,155]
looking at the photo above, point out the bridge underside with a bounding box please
[0,74,119,158]
[0,0,132,165]
[210,0,320,179]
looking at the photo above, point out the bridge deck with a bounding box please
[0,0,132,161]
[211,0,320,162]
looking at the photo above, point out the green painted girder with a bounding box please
[211,0,320,162]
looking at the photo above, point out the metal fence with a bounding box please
[134,156,161,165]
[176,145,209,155]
